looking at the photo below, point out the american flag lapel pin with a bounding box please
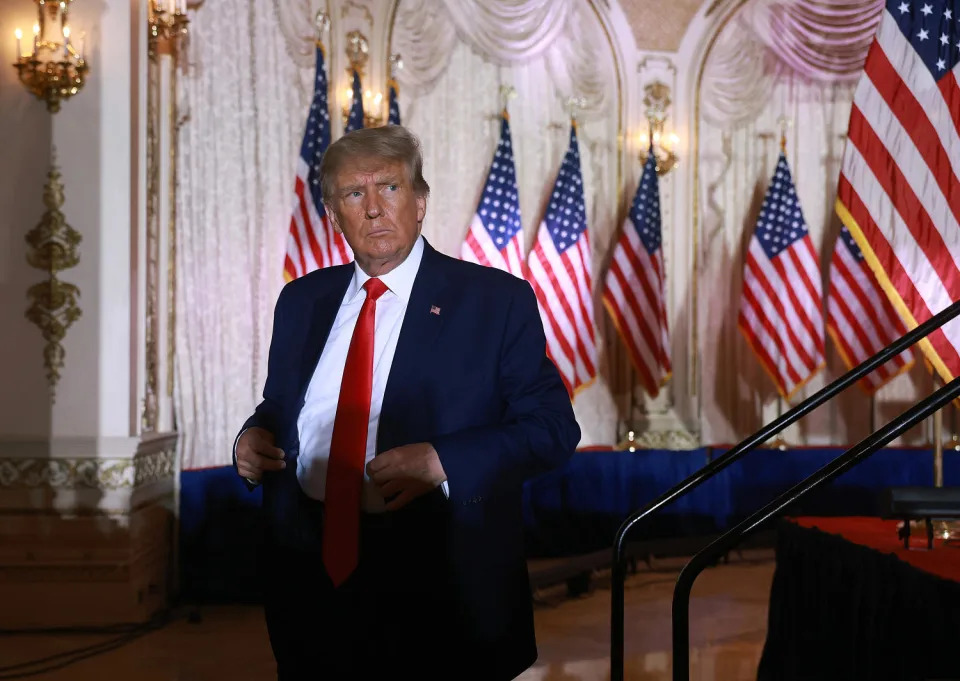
[430,305,441,316]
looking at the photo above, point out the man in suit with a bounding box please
[235,125,579,680]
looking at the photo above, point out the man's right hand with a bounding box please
[236,427,286,483]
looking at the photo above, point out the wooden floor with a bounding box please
[0,550,775,681]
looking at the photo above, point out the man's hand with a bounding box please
[236,427,286,483]
[366,442,447,511]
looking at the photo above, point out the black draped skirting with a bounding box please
[758,520,960,681]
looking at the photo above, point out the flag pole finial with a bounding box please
[777,115,792,153]
[566,96,586,123]
[499,85,517,117]
[315,11,330,38]
[389,53,403,81]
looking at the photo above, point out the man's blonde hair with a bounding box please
[320,125,431,203]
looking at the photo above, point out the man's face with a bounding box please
[325,157,426,276]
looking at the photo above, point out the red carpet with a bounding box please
[792,516,960,583]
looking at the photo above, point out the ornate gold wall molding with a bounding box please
[633,428,701,450]
[24,159,82,398]
[144,35,184,432]
[0,448,175,490]
[143,58,161,433]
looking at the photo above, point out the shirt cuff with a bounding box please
[234,427,261,487]
[440,480,449,498]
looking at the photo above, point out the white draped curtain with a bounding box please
[176,0,620,469]
[697,0,938,445]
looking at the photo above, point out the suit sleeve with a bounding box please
[431,282,580,504]
[232,284,293,485]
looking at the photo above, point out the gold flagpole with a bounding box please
[934,407,944,489]
[769,116,792,451]
[931,378,959,541]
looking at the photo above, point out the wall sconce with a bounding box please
[340,30,383,128]
[341,87,383,122]
[638,81,679,176]
[12,0,88,113]
[148,1,189,59]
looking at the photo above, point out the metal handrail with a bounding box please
[672,375,960,680]
[610,299,960,681]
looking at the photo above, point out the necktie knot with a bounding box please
[363,278,388,301]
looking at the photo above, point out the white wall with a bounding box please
[0,0,136,444]
[0,0,55,438]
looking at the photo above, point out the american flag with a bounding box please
[827,225,914,393]
[460,113,525,278]
[386,78,401,125]
[602,148,671,397]
[527,124,597,396]
[283,43,352,282]
[345,68,365,133]
[836,0,960,383]
[738,151,825,400]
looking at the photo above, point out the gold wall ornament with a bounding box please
[345,30,369,76]
[638,81,680,176]
[341,31,384,128]
[24,159,82,396]
[12,0,89,113]
[147,1,189,60]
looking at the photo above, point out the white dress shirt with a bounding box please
[295,236,446,511]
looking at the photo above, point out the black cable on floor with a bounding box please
[0,609,182,679]
[0,632,143,679]
[0,622,147,636]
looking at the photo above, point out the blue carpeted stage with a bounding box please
[179,446,960,602]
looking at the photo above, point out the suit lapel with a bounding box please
[297,266,353,403]
[378,241,450,451]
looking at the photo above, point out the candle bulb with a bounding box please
[15,28,22,59]
[33,23,39,54]
[62,26,70,58]
[79,31,85,61]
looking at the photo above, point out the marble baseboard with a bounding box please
[0,500,174,627]
[0,433,179,627]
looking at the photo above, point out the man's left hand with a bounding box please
[366,442,447,511]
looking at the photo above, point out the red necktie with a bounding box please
[323,277,389,587]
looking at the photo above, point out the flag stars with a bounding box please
[920,3,933,16]
[898,1,909,12]
[477,119,523,244]
[941,33,950,45]
[918,28,929,41]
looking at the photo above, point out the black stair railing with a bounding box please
[672,374,960,680]
[610,299,960,681]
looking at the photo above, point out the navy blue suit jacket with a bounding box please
[238,239,579,677]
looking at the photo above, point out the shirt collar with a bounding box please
[348,235,424,305]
